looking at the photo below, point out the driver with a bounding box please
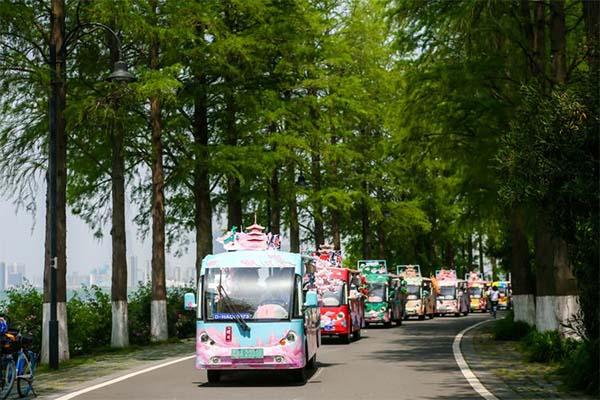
[254,268,292,319]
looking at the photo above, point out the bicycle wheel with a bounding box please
[0,357,16,400]
[17,351,36,398]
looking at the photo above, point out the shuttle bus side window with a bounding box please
[293,275,303,318]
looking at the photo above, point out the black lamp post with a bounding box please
[295,173,307,188]
[48,23,135,370]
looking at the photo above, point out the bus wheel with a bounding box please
[418,314,425,321]
[341,333,352,344]
[291,367,307,384]
[207,370,221,384]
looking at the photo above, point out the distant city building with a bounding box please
[0,262,6,291]
[6,272,23,288]
[129,256,138,288]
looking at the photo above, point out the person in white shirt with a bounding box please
[487,286,499,318]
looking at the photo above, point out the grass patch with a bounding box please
[493,311,532,341]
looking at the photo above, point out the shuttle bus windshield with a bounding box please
[204,266,294,321]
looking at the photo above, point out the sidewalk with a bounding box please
[32,338,194,399]
[462,319,593,400]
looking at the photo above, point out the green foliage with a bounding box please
[67,286,112,356]
[493,312,532,341]
[166,285,196,339]
[128,283,153,345]
[560,339,599,395]
[522,330,577,363]
[128,282,196,345]
[0,284,43,347]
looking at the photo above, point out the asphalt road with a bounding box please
[71,313,490,400]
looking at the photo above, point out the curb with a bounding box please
[460,321,520,400]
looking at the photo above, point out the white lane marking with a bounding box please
[54,354,196,400]
[453,319,498,400]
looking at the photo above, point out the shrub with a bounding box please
[166,285,196,339]
[560,339,599,395]
[128,282,152,345]
[67,285,111,355]
[522,330,577,363]
[493,311,532,341]
[0,284,43,347]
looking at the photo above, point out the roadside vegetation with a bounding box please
[493,312,598,395]
[0,284,195,356]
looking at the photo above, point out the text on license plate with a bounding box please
[231,348,264,360]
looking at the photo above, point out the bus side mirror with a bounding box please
[304,291,318,307]
[184,292,197,310]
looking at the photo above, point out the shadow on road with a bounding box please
[194,362,341,388]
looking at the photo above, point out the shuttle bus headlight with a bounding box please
[274,356,285,363]
[200,332,216,346]
[280,330,297,346]
[286,331,297,342]
[210,356,220,364]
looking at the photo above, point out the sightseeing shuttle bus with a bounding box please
[358,260,394,327]
[492,281,512,310]
[313,244,364,343]
[465,271,488,312]
[397,265,436,320]
[183,223,320,384]
[435,269,469,316]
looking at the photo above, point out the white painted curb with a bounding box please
[54,354,195,400]
[453,319,499,400]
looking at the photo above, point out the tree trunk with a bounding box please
[331,211,341,250]
[269,169,281,235]
[583,0,600,76]
[550,0,567,84]
[149,8,167,341]
[289,189,300,253]
[42,0,69,364]
[535,213,579,333]
[311,151,324,247]
[444,241,455,269]
[533,0,547,79]
[225,90,242,228]
[477,233,484,273]
[193,73,212,280]
[361,182,371,259]
[467,233,474,270]
[329,134,341,249]
[110,105,128,347]
[510,206,535,322]
[377,222,385,259]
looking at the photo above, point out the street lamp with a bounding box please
[48,23,135,370]
[295,173,307,188]
[107,61,136,83]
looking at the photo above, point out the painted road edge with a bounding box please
[54,354,196,400]
[453,319,499,400]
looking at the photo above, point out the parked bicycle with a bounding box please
[0,334,16,399]
[0,328,36,399]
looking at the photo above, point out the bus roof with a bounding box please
[202,250,303,275]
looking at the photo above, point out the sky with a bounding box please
[0,183,198,280]
[0,180,294,281]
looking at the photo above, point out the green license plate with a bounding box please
[231,348,264,360]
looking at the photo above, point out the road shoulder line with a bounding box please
[453,319,499,400]
[53,354,195,400]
